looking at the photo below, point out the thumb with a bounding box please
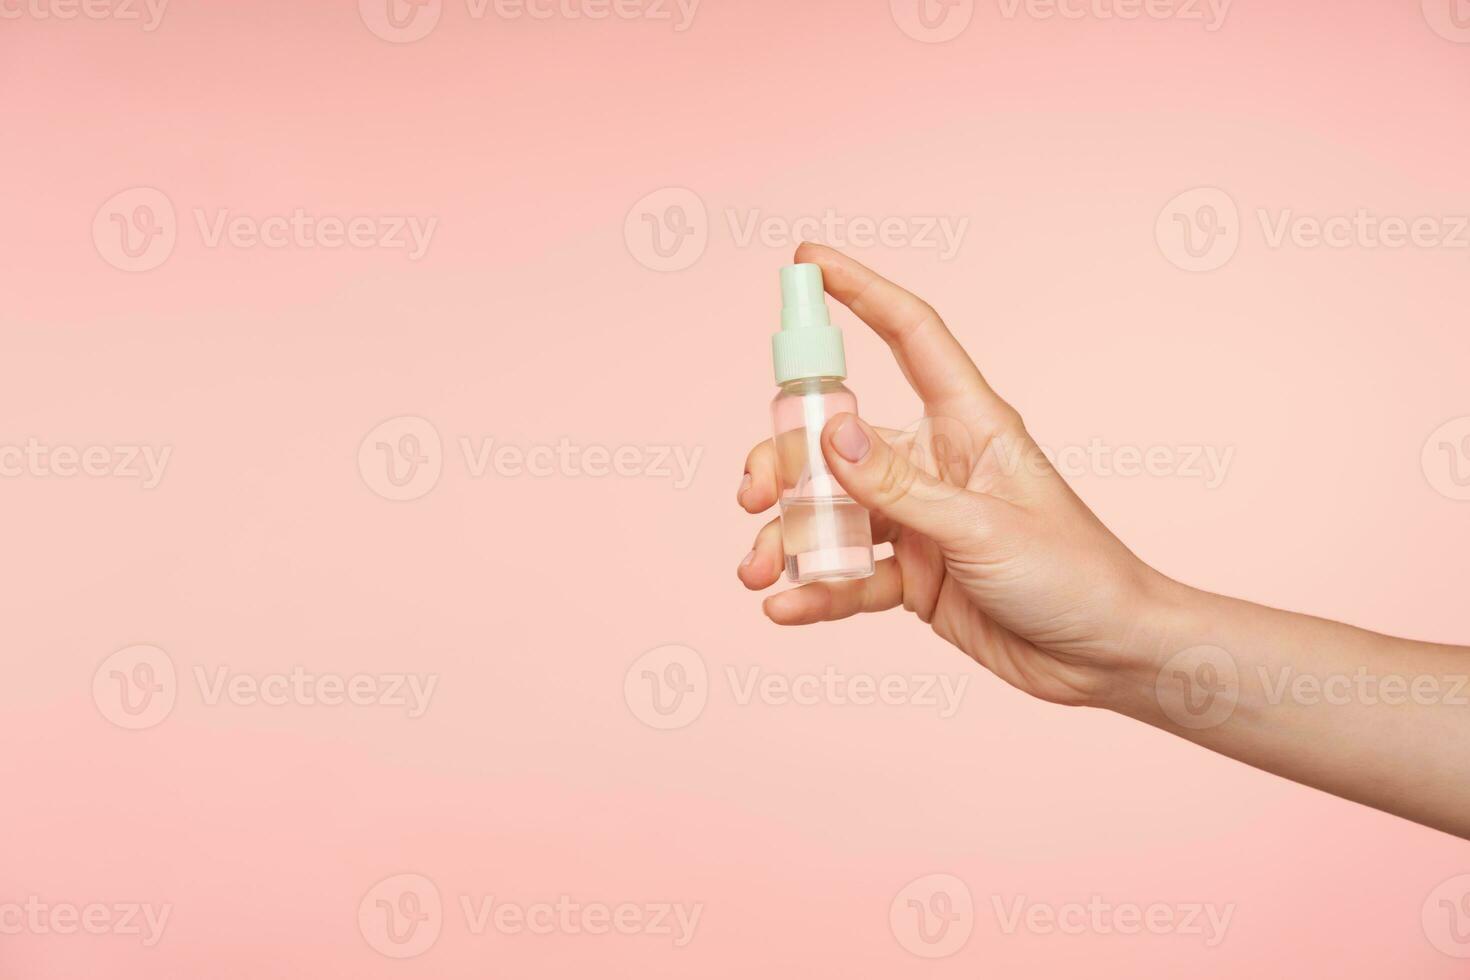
[820,413,985,547]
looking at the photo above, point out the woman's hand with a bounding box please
[736,243,1470,841]
[737,243,1171,709]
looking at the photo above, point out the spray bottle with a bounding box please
[769,264,875,583]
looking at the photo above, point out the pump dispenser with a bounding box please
[769,264,875,583]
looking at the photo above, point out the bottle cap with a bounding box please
[772,264,847,384]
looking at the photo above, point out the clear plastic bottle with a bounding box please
[769,265,874,584]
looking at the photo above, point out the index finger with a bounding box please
[793,243,1006,417]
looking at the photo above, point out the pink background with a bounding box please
[3,0,1470,975]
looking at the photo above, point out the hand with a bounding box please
[737,243,1171,709]
[738,243,1470,840]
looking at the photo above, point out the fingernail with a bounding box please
[737,473,752,502]
[740,549,756,569]
[833,418,870,463]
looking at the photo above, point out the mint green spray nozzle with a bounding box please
[772,263,847,384]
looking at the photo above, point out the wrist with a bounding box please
[1089,568,1214,718]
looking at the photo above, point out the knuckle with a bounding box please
[895,300,943,343]
[746,438,773,466]
[995,405,1026,436]
[871,449,924,509]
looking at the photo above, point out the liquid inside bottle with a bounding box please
[771,376,875,584]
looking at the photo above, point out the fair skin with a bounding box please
[738,243,1470,841]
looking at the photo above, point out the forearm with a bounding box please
[1106,577,1470,839]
